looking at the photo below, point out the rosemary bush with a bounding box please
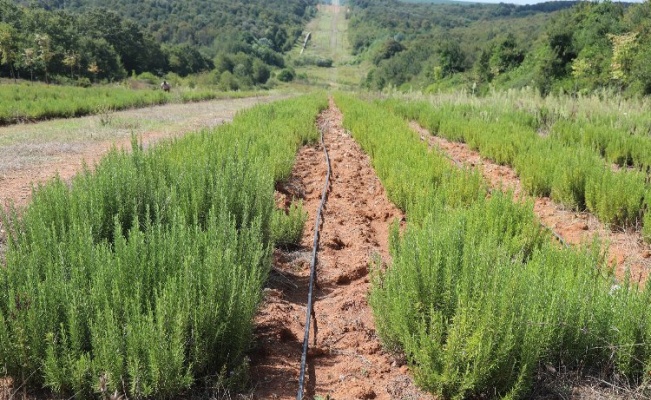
[336,93,651,399]
[0,93,328,398]
[270,201,309,247]
[382,98,651,230]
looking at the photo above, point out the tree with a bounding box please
[0,22,18,81]
[630,44,651,95]
[87,61,100,82]
[474,47,492,83]
[21,48,37,82]
[438,39,465,76]
[35,33,54,84]
[252,58,270,84]
[63,51,79,79]
[80,37,126,81]
[608,32,638,84]
[372,38,404,66]
[490,33,525,75]
[165,44,212,77]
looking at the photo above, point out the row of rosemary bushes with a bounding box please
[0,93,327,398]
[380,97,651,239]
[0,82,264,125]
[334,93,651,399]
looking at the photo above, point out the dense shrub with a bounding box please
[0,93,328,398]
[336,93,651,399]
[277,68,296,82]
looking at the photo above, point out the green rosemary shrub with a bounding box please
[271,201,309,247]
[0,93,328,398]
[336,93,651,399]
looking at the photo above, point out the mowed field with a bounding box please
[291,2,370,90]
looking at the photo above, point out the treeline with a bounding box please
[0,1,201,83]
[0,0,318,87]
[29,0,318,52]
[350,0,651,97]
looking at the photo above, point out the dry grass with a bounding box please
[532,367,651,400]
[0,95,289,176]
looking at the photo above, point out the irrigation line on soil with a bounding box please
[297,121,332,400]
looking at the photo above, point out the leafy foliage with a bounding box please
[0,0,318,83]
[348,0,651,97]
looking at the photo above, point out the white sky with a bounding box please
[456,0,645,4]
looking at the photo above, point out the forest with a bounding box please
[0,0,318,87]
[351,0,651,97]
[2,0,651,97]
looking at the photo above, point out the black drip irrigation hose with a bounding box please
[297,121,332,400]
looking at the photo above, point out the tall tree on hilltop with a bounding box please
[35,33,54,83]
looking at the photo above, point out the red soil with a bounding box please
[2,96,646,400]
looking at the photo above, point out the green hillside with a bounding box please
[26,0,318,54]
[1,0,318,86]
[347,0,651,96]
[2,0,651,95]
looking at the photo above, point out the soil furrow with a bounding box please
[410,121,651,284]
[251,100,432,400]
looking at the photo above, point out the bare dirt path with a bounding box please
[410,121,651,284]
[250,100,433,400]
[0,95,285,209]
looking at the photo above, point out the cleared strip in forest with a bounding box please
[411,120,650,283]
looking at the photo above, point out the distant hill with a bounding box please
[22,0,319,56]
[398,0,458,4]
[350,0,651,96]
[1,0,318,86]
